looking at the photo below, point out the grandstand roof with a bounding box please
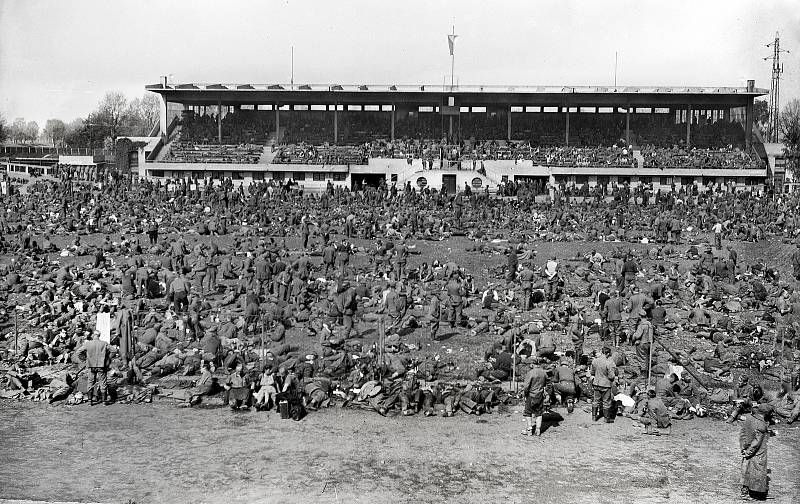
[146,83,768,107]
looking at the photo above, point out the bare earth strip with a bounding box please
[1,401,798,504]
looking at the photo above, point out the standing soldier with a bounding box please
[522,358,551,436]
[712,219,723,250]
[335,240,351,278]
[300,215,311,249]
[519,264,535,311]
[205,248,219,294]
[630,310,653,377]
[78,330,111,406]
[171,236,187,271]
[602,290,623,347]
[446,273,464,329]
[427,291,441,340]
[590,346,617,423]
[739,404,773,500]
[147,218,159,245]
[322,242,336,278]
[568,306,586,361]
[192,248,207,293]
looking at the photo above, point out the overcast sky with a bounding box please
[1,0,798,127]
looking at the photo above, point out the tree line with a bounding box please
[0,91,160,149]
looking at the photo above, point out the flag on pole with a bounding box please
[448,34,458,56]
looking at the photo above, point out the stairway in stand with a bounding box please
[259,132,278,163]
[633,149,644,169]
[154,124,182,161]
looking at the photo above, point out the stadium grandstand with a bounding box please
[4,79,776,193]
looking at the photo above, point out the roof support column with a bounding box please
[275,104,280,143]
[745,99,753,150]
[159,96,168,142]
[686,105,692,148]
[625,106,630,145]
[217,98,222,144]
[507,106,512,141]
[564,106,570,146]
[334,104,338,145]
[391,103,395,141]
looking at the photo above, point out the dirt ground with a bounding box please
[1,399,799,504]
[3,231,800,503]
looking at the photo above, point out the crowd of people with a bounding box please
[641,145,763,169]
[1,160,798,500]
[164,142,264,164]
[167,111,759,173]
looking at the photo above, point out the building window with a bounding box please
[639,176,652,185]
[294,172,305,181]
[272,171,284,180]
[313,172,325,181]
[390,174,398,183]
[332,173,346,181]
[416,177,428,188]
[232,171,243,180]
[151,170,164,177]
[660,176,672,186]
[252,171,264,180]
[575,175,588,184]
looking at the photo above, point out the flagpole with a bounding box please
[450,26,455,90]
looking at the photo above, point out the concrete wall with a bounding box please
[141,158,767,193]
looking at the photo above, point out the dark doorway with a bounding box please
[353,173,386,190]
[442,174,457,194]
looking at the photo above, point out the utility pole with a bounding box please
[291,45,294,91]
[765,31,789,143]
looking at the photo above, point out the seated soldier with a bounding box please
[633,385,672,432]
[187,361,215,406]
[223,362,251,410]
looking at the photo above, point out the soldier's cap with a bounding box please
[646,385,656,395]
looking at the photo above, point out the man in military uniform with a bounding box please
[427,291,441,340]
[519,265,535,311]
[590,346,617,423]
[78,330,110,405]
[446,273,464,329]
[522,358,550,436]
